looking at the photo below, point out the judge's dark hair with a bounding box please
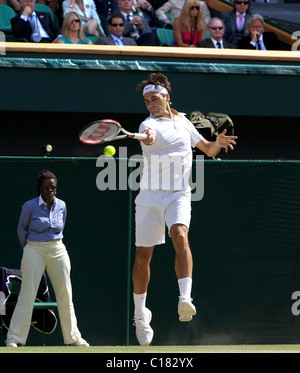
[36,169,57,196]
[136,73,172,94]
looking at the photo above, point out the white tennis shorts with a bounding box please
[135,189,191,247]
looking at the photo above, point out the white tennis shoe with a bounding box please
[178,298,196,322]
[134,308,154,346]
[6,338,18,347]
[71,338,90,346]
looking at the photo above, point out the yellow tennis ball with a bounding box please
[46,144,53,153]
[104,145,116,156]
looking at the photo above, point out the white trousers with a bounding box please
[7,240,81,345]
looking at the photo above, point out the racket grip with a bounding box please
[134,133,148,140]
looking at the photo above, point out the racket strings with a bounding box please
[80,120,120,144]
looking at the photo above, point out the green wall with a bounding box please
[1,157,300,346]
[1,58,300,117]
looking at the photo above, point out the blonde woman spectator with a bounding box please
[173,0,206,47]
[54,11,93,44]
[62,0,105,36]
[156,0,211,27]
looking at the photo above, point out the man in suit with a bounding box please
[118,0,157,45]
[238,13,287,50]
[11,0,61,43]
[221,0,252,47]
[95,13,137,44]
[196,17,235,49]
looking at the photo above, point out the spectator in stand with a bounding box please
[156,0,211,27]
[238,13,288,50]
[196,17,235,48]
[221,0,251,47]
[11,0,61,42]
[53,11,93,43]
[95,12,137,44]
[32,0,64,29]
[118,0,157,45]
[173,0,206,47]
[62,0,106,36]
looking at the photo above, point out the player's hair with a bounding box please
[36,169,57,195]
[136,73,172,94]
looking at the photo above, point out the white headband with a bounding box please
[143,84,168,96]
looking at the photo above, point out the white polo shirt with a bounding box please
[139,109,203,192]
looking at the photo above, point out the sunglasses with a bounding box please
[71,19,80,24]
[210,26,224,30]
[235,1,249,4]
[111,23,124,27]
[190,5,199,10]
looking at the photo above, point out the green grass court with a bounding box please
[1,345,300,353]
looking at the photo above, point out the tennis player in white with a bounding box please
[133,73,237,346]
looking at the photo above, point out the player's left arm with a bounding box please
[196,129,238,157]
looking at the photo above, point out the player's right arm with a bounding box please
[140,129,155,145]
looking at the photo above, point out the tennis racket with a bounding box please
[79,119,148,145]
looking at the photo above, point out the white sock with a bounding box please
[133,292,147,318]
[178,277,192,301]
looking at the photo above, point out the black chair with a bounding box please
[0,267,60,346]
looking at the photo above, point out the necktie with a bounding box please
[126,14,131,22]
[116,38,124,45]
[216,41,221,48]
[29,14,42,42]
[237,14,244,31]
[256,40,261,50]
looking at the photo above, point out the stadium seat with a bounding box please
[85,33,100,44]
[156,28,174,46]
[165,12,174,25]
[0,268,60,346]
[159,12,173,30]
[0,4,16,34]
